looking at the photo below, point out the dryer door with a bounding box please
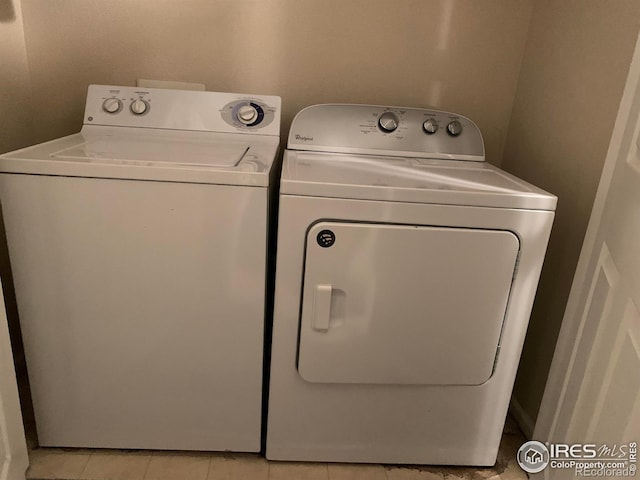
[298,221,520,385]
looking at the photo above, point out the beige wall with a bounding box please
[0,0,33,153]
[503,0,640,433]
[20,0,533,165]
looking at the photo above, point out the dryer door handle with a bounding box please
[312,284,332,331]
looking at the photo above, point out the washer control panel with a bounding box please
[85,85,280,136]
[289,104,484,161]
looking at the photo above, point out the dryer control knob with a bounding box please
[237,104,258,125]
[102,98,122,114]
[423,118,438,134]
[447,120,462,136]
[130,98,149,115]
[378,112,399,132]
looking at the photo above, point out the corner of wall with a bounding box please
[497,1,537,168]
[0,0,35,154]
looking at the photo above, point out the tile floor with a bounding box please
[27,417,528,480]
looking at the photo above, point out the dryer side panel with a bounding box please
[298,222,519,385]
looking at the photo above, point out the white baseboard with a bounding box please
[510,395,535,439]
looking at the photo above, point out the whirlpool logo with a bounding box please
[295,134,314,141]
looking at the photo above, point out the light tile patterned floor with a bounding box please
[27,417,528,480]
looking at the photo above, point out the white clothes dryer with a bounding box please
[266,104,556,465]
[0,85,280,451]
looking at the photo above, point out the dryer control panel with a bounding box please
[288,104,484,161]
[84,85,281,136]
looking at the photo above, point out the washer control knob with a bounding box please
[447,120,462,136]
[237,104,258,125]
[423,118,438,134]
[130,98,149,115]
[378,112,399,132]
[102,98,122,114]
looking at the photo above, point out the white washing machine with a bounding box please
[0,85,280,451]
[266,104,556,465]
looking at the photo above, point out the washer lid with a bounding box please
[0,126,279,186]
[281,150,557,210]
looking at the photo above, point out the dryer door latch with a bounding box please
[312,284,333,331]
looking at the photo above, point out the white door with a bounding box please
[0,279,28,480]
[533,32,640,479]
[298,221,519,385]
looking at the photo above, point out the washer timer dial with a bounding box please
[232,102,264,127]
[237,104,259,125]
[221,99,274,129]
